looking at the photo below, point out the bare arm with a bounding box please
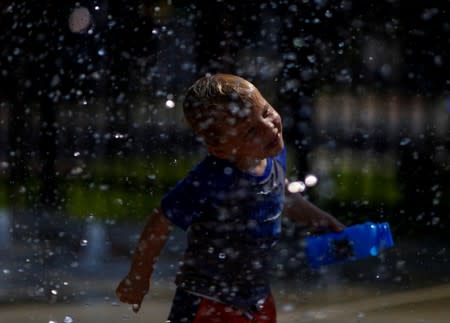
[116,207,171,312]
[284,180,344,233]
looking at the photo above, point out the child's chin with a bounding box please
[267,143,284,157]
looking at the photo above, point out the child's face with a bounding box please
[208,88,284,162]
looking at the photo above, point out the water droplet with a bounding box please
[99,184,109,191]
[165,99,175,108]
[292,38,303,48]
[51,75,61,87]
[80,239,88,247]
[224,167,233,175]
[307,55,316,63]
[70,167,83,175]
[68,7,91,33]
[281,303,295,312]
[97,48,105,56]
[287,181,305,193]
[431,217,440,225]
[51,289,58,295]
[64,316,73,323]
[396,260,406,269]
[304,174,318,187]
[400,137,411,146]
[218,253,226,259]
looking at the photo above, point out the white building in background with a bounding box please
[314,94,449,142]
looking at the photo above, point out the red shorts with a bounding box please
[167,288,277,323]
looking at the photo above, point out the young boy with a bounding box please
[116,74,344,322]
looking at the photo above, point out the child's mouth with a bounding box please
[265,133,281,151]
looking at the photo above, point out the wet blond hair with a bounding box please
[183,74,255,145]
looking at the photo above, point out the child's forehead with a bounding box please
[217,95,261,121]
[213,108,252,133]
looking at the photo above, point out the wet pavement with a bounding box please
[1,213,450,322]
[1,282,450,322]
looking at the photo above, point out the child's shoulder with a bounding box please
[184,154,235,189]
[274,146,287,172]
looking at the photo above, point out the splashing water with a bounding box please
[287,181,305,193]
[304,174,318,187]
[400,137,411,146]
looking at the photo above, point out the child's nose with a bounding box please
[268,120,279,133]
[266,118,275,128]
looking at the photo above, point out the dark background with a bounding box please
[1,0,448,236]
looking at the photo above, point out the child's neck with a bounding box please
[234,158,267,176]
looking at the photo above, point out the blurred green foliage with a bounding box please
[332,161,401,206]
[0,151,407,222]
[0,180,7,208]
[64,155,200,220]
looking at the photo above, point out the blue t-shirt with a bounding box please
[161,148,286,309]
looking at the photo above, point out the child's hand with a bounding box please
[309,212,345,234]
[115,272,150,313]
